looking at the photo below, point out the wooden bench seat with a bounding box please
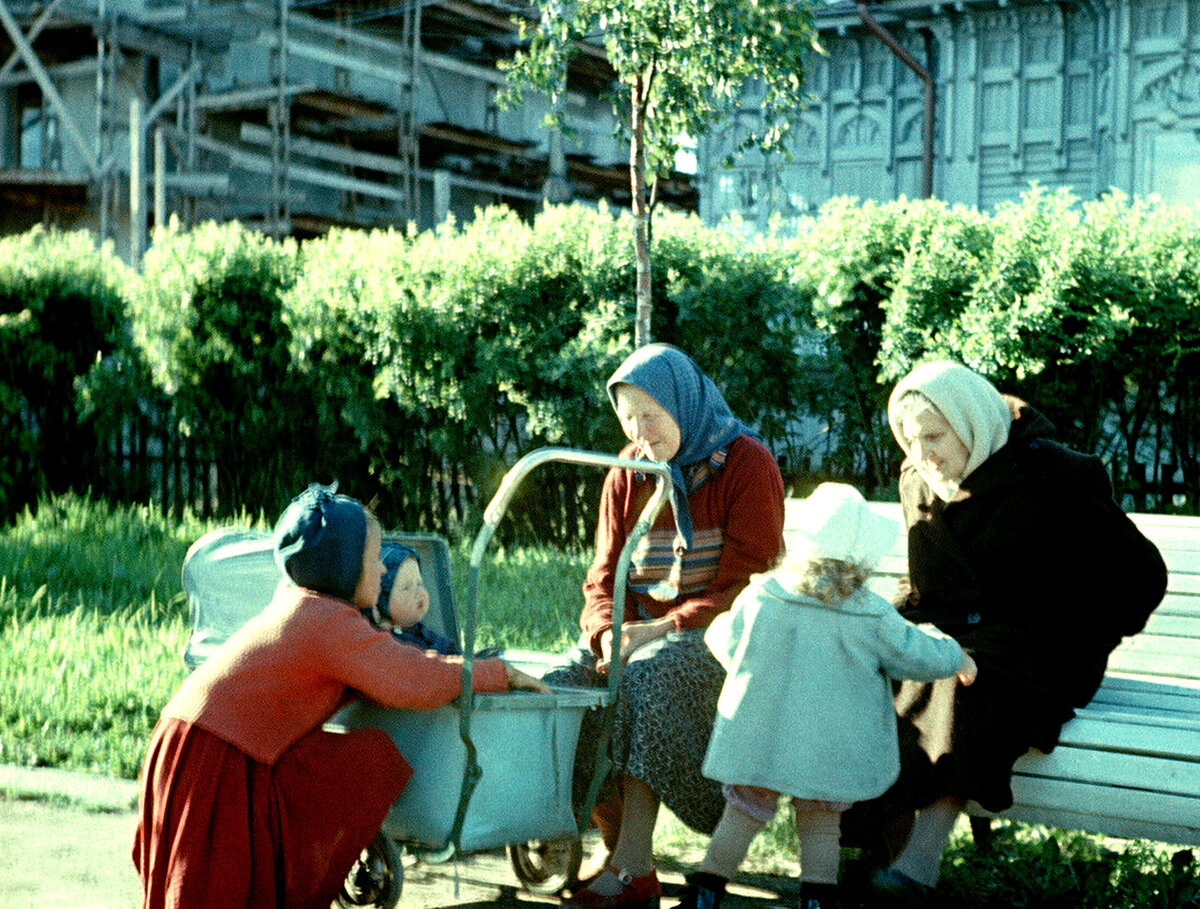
[783,500,1200,847]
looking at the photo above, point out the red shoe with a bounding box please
[561,867,661,908]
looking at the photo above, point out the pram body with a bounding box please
[180,448,678,905]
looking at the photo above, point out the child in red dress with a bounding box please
[132,483,545,908]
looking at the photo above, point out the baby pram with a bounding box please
[181,448,680,907]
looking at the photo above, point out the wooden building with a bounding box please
[696,0,1200,233]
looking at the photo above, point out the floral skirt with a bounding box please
[547,629,727,835]
[132,716,410,909]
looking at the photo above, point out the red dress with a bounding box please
[133,586,509,908]
[134,718,408,908]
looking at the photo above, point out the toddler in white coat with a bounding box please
[677,483,977,909]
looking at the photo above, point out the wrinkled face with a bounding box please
[353,517,385,609]
[900,407,970,486]
[613,383,682,462]
[387,557,430,629]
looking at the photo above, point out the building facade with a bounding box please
[697,0,1200,233]
[0,0,695,258]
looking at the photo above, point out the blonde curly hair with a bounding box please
[777,556,870,605]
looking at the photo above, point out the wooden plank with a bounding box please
[186,131,405,202]
[240,122,406,175]
[1048,719,1200,760]
[1140,612,1200,637]
[1164,571,1200,593]
[1002,777,1200,840]
[1099,674,1200,696]
[1013,746,1200,795]
[1113,634,1200,658]
[977,802,1200,847]
[1089,688,1200,716]
[1150,595,1200,616]
[1105,649,1200,681]
[1078,701,1200,727]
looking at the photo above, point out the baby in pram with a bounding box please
[365,542,462,655]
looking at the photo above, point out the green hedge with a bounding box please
[4,189,1199,536]
[0,228,131,518]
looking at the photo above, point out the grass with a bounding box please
[2,494,1198,906]
[0,495,210,778]
[0,493,590,778]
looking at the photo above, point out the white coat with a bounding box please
[702,572,964,802]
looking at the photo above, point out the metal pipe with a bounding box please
[154,126,165,232]
[130,97,143,263]
[857,1,935,198]
[457,446,680,852]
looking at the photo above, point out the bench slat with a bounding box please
[1113,634,1200,657]
[1104,650,1200,681]
[1149,595,1200,617]
[986,801,1200,847]
[1164,572,1200,594]
[996,777,1200,846]
[1088,690,1200,715]
[1015,745,1200,797]
[1051,717,1200,760]
[1099,674,1200,695]
[1139,612,1200,637]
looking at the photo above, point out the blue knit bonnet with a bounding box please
[273,482,368,603]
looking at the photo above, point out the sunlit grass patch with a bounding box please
[0,605,189,778]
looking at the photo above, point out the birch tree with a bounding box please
[500,0,819,347]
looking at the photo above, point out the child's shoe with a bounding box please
[798,881,839,909]
[673,871,727,909]
[561,867,661,908]
[867,867,934,908]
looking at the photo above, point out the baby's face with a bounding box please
[387,558,430,629]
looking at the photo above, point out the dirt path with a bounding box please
[0,797,142,909]
[0,790,798,908]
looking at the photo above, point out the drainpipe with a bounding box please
[857,1,935,198]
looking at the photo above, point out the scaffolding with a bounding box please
[0,0,695,259]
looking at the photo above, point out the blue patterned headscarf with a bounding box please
[607,344,753,549]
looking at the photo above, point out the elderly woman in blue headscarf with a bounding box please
[556,344,785,909]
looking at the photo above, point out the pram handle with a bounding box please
[447,447,679,852]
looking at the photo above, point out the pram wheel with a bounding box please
[336,831,403,909]
[508,836,583,895]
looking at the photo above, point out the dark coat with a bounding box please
[884,400,1167,812]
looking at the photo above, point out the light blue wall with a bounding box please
[697,0,1200,232]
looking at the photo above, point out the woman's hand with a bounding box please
[957,651,978,686]
[504,663,551,694]
[596,617,674,674]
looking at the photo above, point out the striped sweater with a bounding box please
[580,434,785,654]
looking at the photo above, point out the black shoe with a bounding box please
[674,871,726,909]
[799,881,840,909]
[867,868,935,908]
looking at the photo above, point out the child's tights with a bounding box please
[699,785,843,885]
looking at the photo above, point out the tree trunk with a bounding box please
[631,77,652,349]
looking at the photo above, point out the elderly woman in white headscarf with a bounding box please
[862,361,1167,906]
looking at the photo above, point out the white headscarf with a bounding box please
[887,361,1012,501]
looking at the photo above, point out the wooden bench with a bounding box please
[783,500,1200,847]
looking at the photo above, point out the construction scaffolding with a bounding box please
[0,0,696,260]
